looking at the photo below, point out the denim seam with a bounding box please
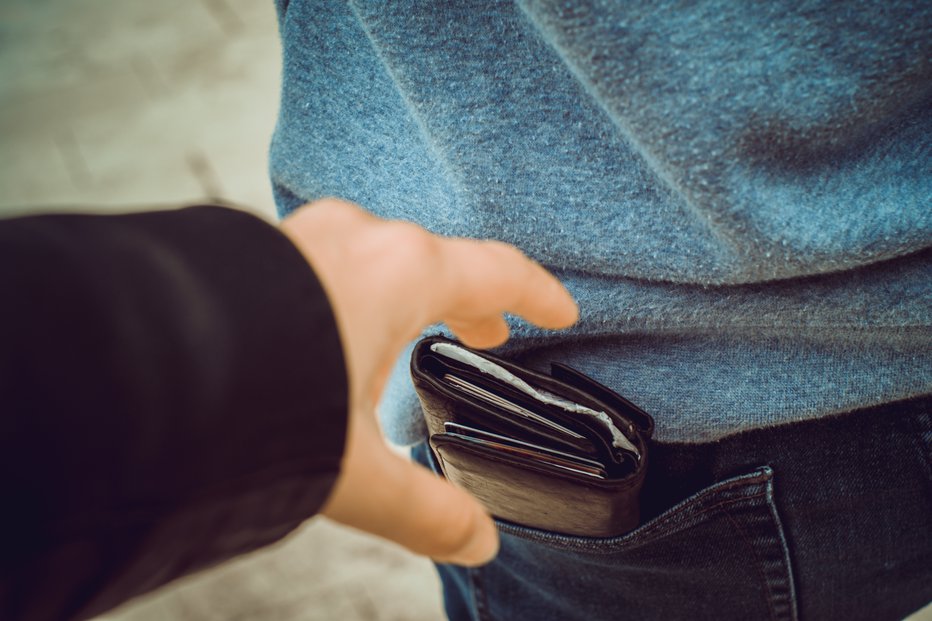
[764,475,800,621]
[632,488,763,538]
[721,509,780,621]
[469,566,492,621]
[906,408,932,484]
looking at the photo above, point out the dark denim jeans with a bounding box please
[414,396,932,620]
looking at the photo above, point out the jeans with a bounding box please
[413,395,932,620]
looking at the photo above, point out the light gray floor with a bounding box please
[0,1,444,619]
[1,2,929,620]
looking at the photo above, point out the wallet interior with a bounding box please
[416,340,642,479]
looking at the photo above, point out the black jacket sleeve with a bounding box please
[0,205,348,621]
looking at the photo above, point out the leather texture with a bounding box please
[411,336,654,537]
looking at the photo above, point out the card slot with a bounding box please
[423,346,642,463]
[419,354,601,456]
[431,433,641,491]
[433,373,641,477]
[422,353,613,442]
[436,374,637,479]
[441,432,608,479]
[443,422,608,474]
[441,389,598,457]
[443,374,585,440]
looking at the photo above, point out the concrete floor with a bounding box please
[1,1,929,620]
[0,1,444,619]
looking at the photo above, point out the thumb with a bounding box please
[321,417,499,566]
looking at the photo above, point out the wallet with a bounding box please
[411,335,654,538]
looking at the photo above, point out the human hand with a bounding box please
[280,198,578,566]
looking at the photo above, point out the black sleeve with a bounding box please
[0,205,348,621]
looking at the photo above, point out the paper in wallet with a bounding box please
[411,335,654,537]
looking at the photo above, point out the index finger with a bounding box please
[431,238,579,331]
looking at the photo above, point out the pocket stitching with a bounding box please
[496,468,772,553]
[616,491,768,548]
[722,509,780,621]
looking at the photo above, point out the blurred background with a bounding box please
[0,0,443,619]
[0,0,279,218]
[2,1,929,620]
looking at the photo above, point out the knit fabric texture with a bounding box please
[270,0,931,443]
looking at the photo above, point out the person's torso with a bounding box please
[270,0,932,442]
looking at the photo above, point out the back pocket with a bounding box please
[469,466,797,621]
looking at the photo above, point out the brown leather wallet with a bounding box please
[411,335,654,537]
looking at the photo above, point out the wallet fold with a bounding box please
[411,335,654,538]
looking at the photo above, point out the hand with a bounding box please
[281,198,578,566]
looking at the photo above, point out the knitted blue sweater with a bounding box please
[270,0,931,443]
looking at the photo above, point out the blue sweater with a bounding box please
[270,0,931,443]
